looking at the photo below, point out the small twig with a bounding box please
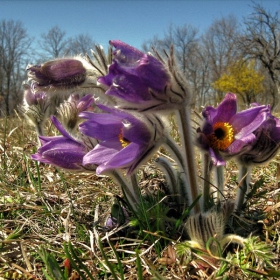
[20,241,33,272]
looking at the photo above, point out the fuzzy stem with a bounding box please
[202,153,212,211]
[129,173,141,199]
[163,137,185,173]
[177,107,200,214]
[163,136,192,206]
[235,165,252,212]
[155,156,183,205]
[35,123,44,137]
[214,165,224,203]
[110,170,139,210]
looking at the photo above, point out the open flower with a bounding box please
[31,116,91,171]
[98,40,189,112]
[196,93,268,165]
[237,107,280,165]
[79,104,164,174]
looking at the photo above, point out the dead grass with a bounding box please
[0,116,280,279]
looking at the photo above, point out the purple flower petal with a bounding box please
[209,148,225,166]
[31,116,88,171]
[79,111,123,140]
[136,54,170,91]
[83,141,121,168]
[213,93,237,123]
[231,106,268,138]
[110,40,144,66]
[106,74,153,103]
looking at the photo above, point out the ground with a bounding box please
[0,116,279,279]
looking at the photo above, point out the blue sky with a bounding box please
[0,0,279,49]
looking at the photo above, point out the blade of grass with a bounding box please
[63,242,91,280]
[106,233,125,280]
[97,237,120,280]
[66,242,95,280]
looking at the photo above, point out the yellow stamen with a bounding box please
[208,122,234,151]
[118,131,131,148]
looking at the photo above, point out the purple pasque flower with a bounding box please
[98,40,188,111]
[27,58,87,89]
[237,106,280,165]
[57,93,95,134]
[79,104,164,175]
[70,94,95,113]
[23,84,48,107]
[31,116,91,170]
[196,93,268,166]
[21,84,50,136]
[26,55,101,93]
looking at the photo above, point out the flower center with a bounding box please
[118,131,131,148]
[208,122,234,151]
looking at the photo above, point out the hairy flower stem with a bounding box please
[214,166,224,203]
[110,170,139,210]
[33,124,44,147]
[163,136,192,205]
[129,173,141,200]
[202,153,212,211]
[177,107,200,214]
[235,165,252,212]
[155,156,183,205]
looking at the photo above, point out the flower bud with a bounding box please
[57,94,94,134]
[27,58,87,89]
[98,40,190,112]
[21,85,50,136]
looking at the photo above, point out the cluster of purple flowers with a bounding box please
[24,39,280,215]
[25,40,176,176]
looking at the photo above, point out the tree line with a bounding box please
[142,4,280,111]
[0,24,95,116]
[0,3,280,116]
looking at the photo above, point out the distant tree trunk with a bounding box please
[0,20,32,115]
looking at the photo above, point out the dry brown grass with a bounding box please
[0,116,280,279]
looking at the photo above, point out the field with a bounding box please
[0,115,280,280]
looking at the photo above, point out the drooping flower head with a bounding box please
[98,40,190,112]
[79,104,164,174]
[196,93,268,165]
[27,58,87,89]
[237,105,280,166]
[27,56,101,91]
[31,116,93,171]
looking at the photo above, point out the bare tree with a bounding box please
[66,34,95,55]
[187,44,212,108]
[39,26,68,58]
[142,35,163,52]
[238,4,280,109]
[142,24,204,107]
[202,15,241,103]
[147,24,199,75]
[169,24,199,75]
[0,20,32,115]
